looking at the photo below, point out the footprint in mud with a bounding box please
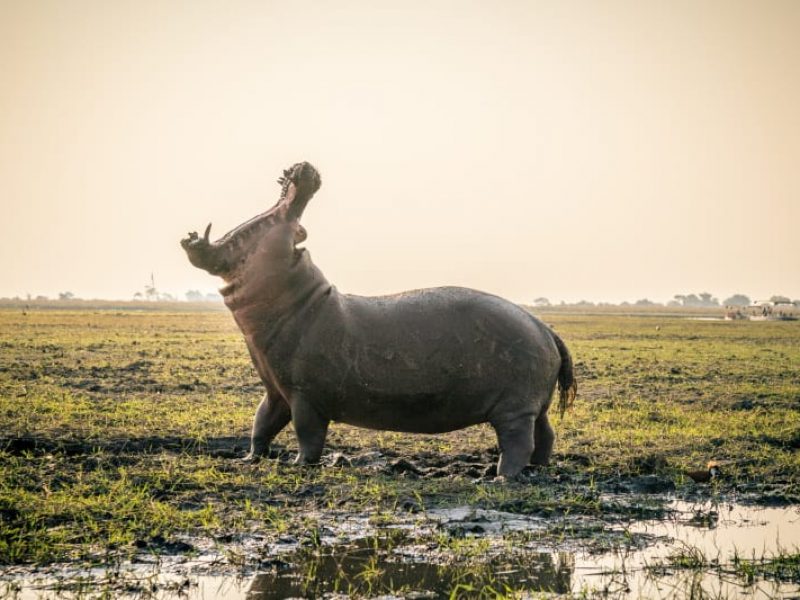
[380,456,498,480]
[329,445,579,483]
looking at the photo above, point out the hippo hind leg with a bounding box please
[530,412,555,466]
[491,413,535,479]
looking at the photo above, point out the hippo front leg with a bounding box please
[243,393,291,462]
[290,398,329,465]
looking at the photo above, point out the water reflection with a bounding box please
[246,537,574,598]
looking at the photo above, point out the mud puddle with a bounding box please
[3,501,798,599]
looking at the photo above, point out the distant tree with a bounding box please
[635,298,658,306]
[144,273,159,301]
[133,292,144,300]
[674,293,718,307]
[770,295,791,304]
[533,297,550,307]
[204,292,222,302]
[723,294,750,306]
[35,295,48,301]
[683,294,701,306]
[186,290,204,302]
[58,291,74,300]
[698,292,719,307]
[667,300,681,307]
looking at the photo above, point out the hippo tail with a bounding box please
[550,331,577,419]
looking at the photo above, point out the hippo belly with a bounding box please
[333,389,496,434]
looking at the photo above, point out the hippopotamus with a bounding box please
[181,162,576,478]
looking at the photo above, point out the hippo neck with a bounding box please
[221,249,333,344]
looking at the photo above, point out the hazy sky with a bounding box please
[2,1,798,304]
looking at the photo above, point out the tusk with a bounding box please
[203,223,212,242]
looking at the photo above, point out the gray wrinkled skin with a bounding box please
[181,162,576,478]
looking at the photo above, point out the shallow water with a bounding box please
[687,317,727,321]
[572,501,800,599]
[4,501,799,599]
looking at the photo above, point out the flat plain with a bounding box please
[0,306,798,598]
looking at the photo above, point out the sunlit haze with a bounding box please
[2,1,798,304]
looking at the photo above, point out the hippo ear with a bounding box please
[276,162,321,222]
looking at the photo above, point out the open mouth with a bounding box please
[181,161,321,277]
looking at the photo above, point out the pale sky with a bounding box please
[2,0,798,304]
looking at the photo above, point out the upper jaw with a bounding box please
[180,233,228,276]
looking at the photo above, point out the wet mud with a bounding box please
[2,310,798,598]
[2,443,798,599]
[4,497,798,599]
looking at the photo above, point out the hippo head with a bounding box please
[181,162,321,283]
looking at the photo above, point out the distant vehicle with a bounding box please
[739,301,798,321]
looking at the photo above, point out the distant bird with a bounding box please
[686,461,720,483]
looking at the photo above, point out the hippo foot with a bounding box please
[492,471,531,484]
[241,452,265,463]
[492,475,523,484]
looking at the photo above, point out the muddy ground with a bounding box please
[0,308,798,598]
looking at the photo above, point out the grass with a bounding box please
[649,543,800,588]
[0,307,798,591]
[551,315,800,482]
[732,551,800,584]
